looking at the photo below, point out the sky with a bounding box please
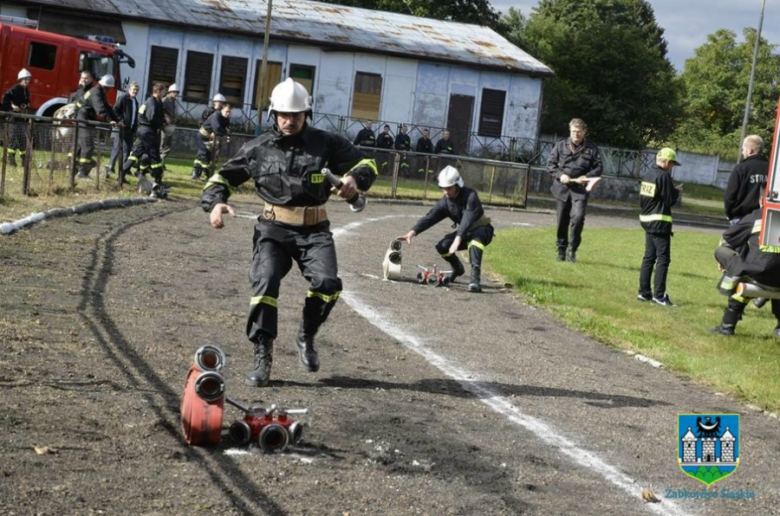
[491,0,780,72]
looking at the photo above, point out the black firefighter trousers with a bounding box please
[638,231,671,298]
[123,127,163,182]
[436,225,495,274]
[246,220,342,345]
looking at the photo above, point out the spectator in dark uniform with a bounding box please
[109,81,139,177]
[75,74,120,179]
[724,135,768,224]
[353,120,376,148]
[376,124,394,174]
[2,69,32,166]
[160,83,180,169]
[191,104,232,180]
[415,128,434,176]
[435,129,455,155]
[395,124,412,177]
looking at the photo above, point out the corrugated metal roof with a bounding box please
[19,0,553,76]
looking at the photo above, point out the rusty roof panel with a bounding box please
[21,0,553,75]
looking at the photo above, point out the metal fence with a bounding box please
[0,111,130,197]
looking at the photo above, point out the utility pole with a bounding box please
[738,0,767,163]
[257,0,274,133]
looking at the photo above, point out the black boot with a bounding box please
[708,307,742,336]
[445,257,465,282]
[557,248,566,262]
[468,266,482,293]
[246,337,273,387]
[567,248,577,262]
[752,297,768,309]
[295,324,320,372]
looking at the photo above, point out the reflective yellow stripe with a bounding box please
[306,290,341,304]
[760,245,780,253]
[150,163,163,169]
[731,294,747,303]
[204,173,234,194]
[440,252,453,258]
[193,160,208,167]
[468,240,486,251]
[720,278,738,290]
[752,219,762,234]
[639,214,673,223]
[84,91,91,100]
[250,295,277,308]
[77,158,92,164]
[347,158,378,176]
[128,155,138,162]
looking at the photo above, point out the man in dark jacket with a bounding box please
[191,103,231,180]
[546,118,602,262]
[710,202,780,337]
[637,148,682,307]
[201,78,377,387]
[108,81,139,177]
[397,166,494,293]
[724,135,768,223]
[68,71,94,104]
[353,120,376,148]
[123,83,166,197]
[434,129,455,155]
[395,124,412,177]
[2,69,32,167]
[415,128,434,175]
[75,74,120,179]
[376,123,394,174]
[160,83,179,169]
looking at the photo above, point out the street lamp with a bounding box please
[738,0,767,163]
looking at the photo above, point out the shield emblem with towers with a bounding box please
[678,413,740,486]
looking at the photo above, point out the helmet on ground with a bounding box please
[99,75,115,88]
[17,69,32,81]
[437,165,464,188]
[168,83,180,93]
[212,93,227,103]
[269,78,312,113]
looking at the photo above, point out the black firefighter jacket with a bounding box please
[137,97,164,131]
[639,165,679,235]
[411,186,487,238]
[720,209,780,288]
[547,138,602,201]
[76,85,117,123]
[201,124,377,212]
[353,128,375,147]
[2,84,30,112]
[724,154,768,221]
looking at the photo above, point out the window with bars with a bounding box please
[289,64,315,97]
[477,88,506,137]
[252,60,282,109]
[184,51,214,103]
[28,42,57,70]
[147,46,178,95]
[350,72,382,121]
[219,55,248,107]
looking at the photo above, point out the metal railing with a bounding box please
[0,111,133,197]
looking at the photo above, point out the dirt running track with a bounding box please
[0,198,778,516]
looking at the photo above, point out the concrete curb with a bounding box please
[0,197,157,236]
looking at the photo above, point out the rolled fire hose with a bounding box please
[735,282,780,299]
[383,240,403,280]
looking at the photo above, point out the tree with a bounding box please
[511,0,682,149]
[319,0,501,29]
[673,28,780,158]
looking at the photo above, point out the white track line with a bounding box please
[333,216,691,516]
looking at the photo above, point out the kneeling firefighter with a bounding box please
[710,202,780,337]
[201,78,378,387]
[396,166,494,292]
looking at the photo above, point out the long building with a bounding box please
[1,0,553,154]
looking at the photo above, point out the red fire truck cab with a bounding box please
[0,17,135,116]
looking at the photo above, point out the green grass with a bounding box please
[679,182,726,201]
[485,226,780,413]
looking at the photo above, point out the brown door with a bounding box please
[446,94,474,155]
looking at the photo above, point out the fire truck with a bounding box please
[0,16,135,116]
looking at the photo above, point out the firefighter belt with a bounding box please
[263,202,328,226]
[467,216,492,232]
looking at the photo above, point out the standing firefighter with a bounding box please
[160,83,180,169]
[201,78,377,387]
[75,75,120,179]
[191,103,231,180]
[123,83,166,197]
[2,69,32,167]
[547,118,602,262]
[396,166,494,293]
[637,148,681,307]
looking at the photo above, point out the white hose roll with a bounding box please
[736,282,780,299]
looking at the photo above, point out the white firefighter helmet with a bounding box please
[168,83,180,93]
[17,68,32,81]
[269,78,312,113]
[98,74,115,88]
[437,165,464,188]
[212,93,227,103]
